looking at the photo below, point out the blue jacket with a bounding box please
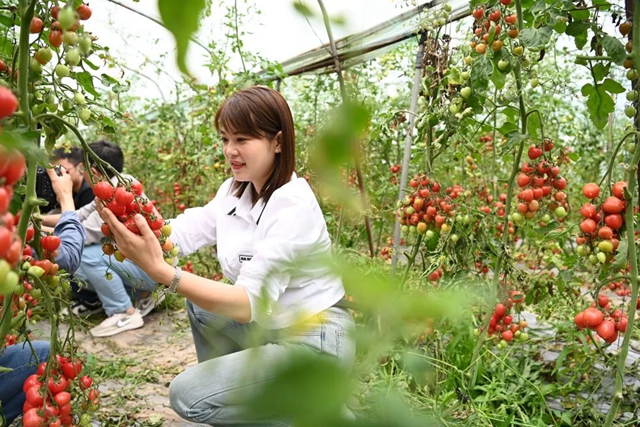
[52,211,86,274]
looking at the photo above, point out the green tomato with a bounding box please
[460,71,470,80]
[65,48,81,67]
[401,225,409,234]
[460,87,472,99]
[518,332,529,342]
[30,58,42,73]
[47,275,60,288]
[62,31,78,46]
[554,206,567,218]
[405,206,415,215]
[58,8,77,31]
[0,259,10,283]
[55,64,70,78]
[425,230,435,239]
[596,252,607,263]
[79,108,91,122]
[541,214,551,223]
[530,78,539,88]
[513,46,524,56]
[0,271,19,296]
[449,103,459,114]
[74,92,86,105]
[28,266,45,278]
[625,105,636,118]
[37,47,53,63]
[79,35,92,55]
[598,240,614,253]
[627,69,639,80]
[463,214,472,225]
[443,3,452,12]
[170,247,179,257]
[626,90,638,101]
[30,288,42,299]
[497,60,509,71]
[450,234,459,243]
[588,254,599,265]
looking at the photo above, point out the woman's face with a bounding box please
[221,128,281,194]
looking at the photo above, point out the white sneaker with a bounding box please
[136,292,166,318]
[90,309,144,338]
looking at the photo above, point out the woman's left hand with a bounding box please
[100,208,167,280]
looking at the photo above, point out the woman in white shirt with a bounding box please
[100,86,356,425]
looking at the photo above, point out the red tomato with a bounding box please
[596,319,616,340]
[574,311,587,329]
[93,181,114,200]
[61,360,82,379]
[41,235,61,252]
[25,385,44,406]
[130,181,143,195]
[77,4,92,20]
[494,303,507,318]
[47,376,69,395]
[615,317,628,333]
[597,294,609,307]
[1,149,26,185]
[602,196,625,214]
[22,407,45,427]
[583,307,604,328]
[582,183,600,199]
[30,17,43,33]
[611,181,627,199]
[580,203,596,218]
[0,86,18,120]
[100,223,111,237]
[53,391,71,407]
[79,375,93,389]
[579,219,597,234]
[597,226,613,240]
[604,214,623,230]
[106,200,127,216]
[22,374,42,393]
[114,187,134,205]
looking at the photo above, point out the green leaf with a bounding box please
[518,26,553,49]
[100,73,119,86]
[612,239,628,269]
[0,34,14,58]
[471,56,492,88]
[491,61,506,90]
[158,0,206,76]
[112,82,130,94]
[82,58,100,71]
[75,71,100,97]
[502,131,529,151]
[498,122,518,137]
[602,35,627,65]
[570,8,590,21]
[293,2,315,18]
[592,63,609,82]
[585,85,615,129]
[566,21,590,49]
[527,112,541,139]
[0,12,14,29]
[581,83,594,97]
[601,78,625,94]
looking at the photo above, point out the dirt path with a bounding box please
[39,306,203,426]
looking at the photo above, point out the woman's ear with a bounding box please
[274,131,282,153]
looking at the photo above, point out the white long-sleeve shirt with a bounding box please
[169,174,345,329]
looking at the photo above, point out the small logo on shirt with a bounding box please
[239,254,253,263]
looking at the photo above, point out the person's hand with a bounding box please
[47,167,75,212]
[100,208,169,281]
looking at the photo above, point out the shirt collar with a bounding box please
[227,172,298,224]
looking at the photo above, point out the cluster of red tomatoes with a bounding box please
[93,180,176,264]
[512,139,568,226]
[477,293,529,348]
[574,297,627,344]
[173,182,186,212]
[469,1,518,57]
[22,355,98,427]
[576,182,626,266]
[0,147,28,347]
[397,174,452,236]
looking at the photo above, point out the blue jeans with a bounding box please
[169,301,356,426]
[75,244,157,315]
[0,341,50,425]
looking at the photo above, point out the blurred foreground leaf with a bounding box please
[158,0,206,76]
